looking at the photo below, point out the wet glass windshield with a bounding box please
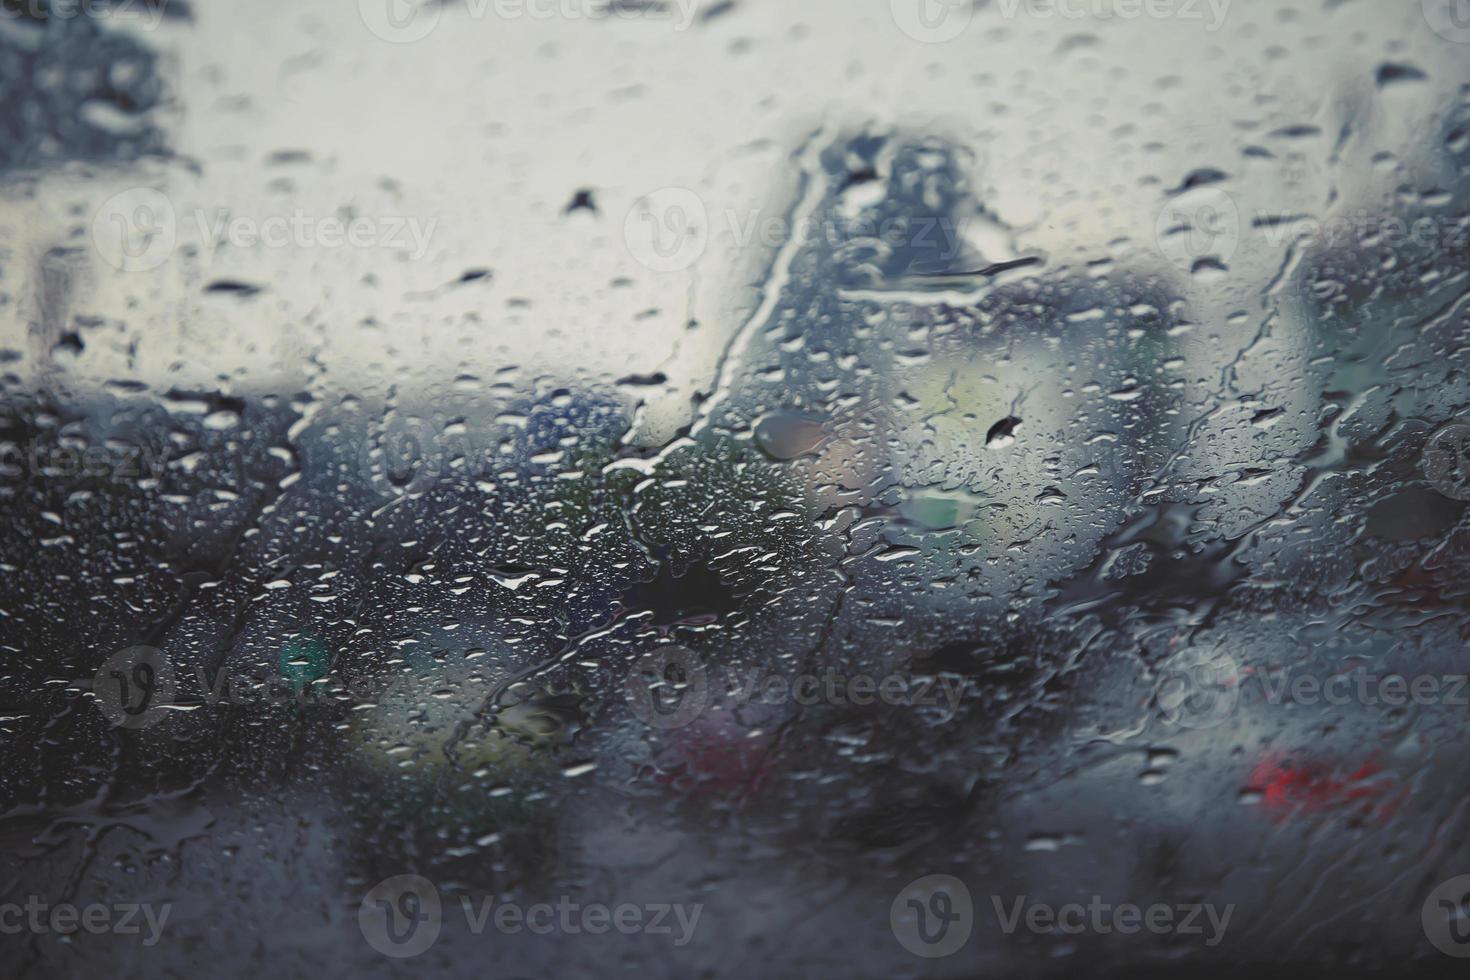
[4,0,1470,976]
